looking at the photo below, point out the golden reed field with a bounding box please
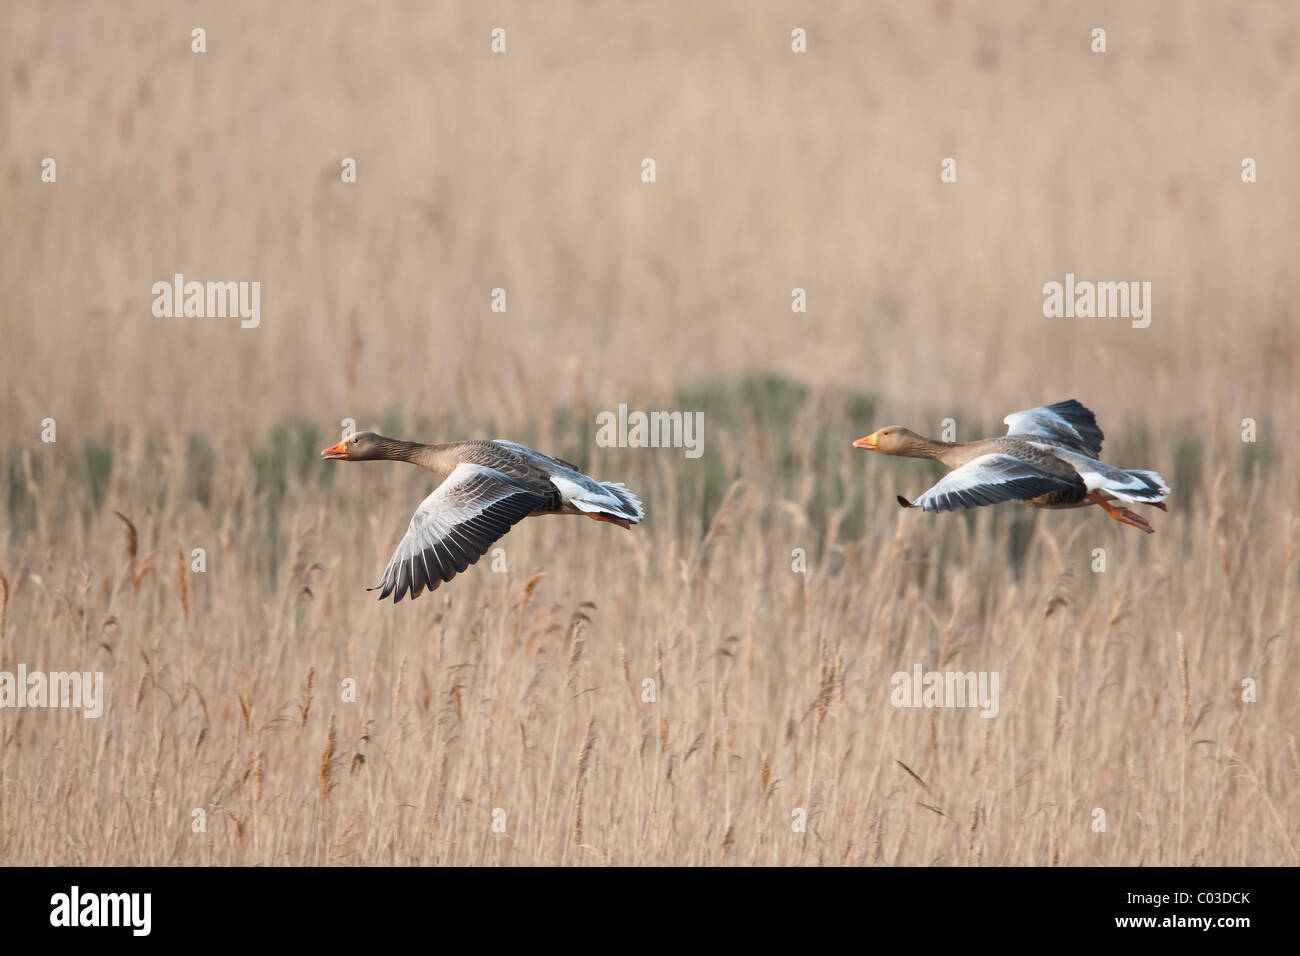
[1,2,1297,866]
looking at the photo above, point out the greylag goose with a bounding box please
[852,400,1169,533]
[321,434,643,601]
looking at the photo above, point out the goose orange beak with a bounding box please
[321,441,348,460]
[853,432,878,451]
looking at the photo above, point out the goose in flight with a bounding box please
[853,399,1168,533]
[322,434,643,601]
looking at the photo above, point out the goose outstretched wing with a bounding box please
[1002,399,1104,457]
[900,453,1084,512]
[372,462,549,602]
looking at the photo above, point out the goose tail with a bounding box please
[1106,469,1170,505]
[554,475,645,526]
[594,481,644,523]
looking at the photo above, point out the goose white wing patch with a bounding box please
[373,462,546,603]
[1003,399,1104,457]
[1049,449,1170,503]
[550,474,643,521]
[907,454,1082,513]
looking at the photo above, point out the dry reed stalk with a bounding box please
[176,548,188,620]
[236,689,252,734]
[448,680,462,722]
[1224,747,1299,865]
[565,623,587,690]
[721,822,735,860]
[298,667,314,727]
[574,717,596,845]
[214,807,245,843]
[514,571,547,648]
[1175,630,1189,866]
[683,732,705,764]
[691,480,749,598]
[112,511,137,588]
[320,715,337,802]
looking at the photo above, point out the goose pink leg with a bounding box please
[1087,491,1154,534]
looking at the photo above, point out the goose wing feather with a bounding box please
[372,462,547,603]
[1003,399,1104,457]
[906,453,1085,513]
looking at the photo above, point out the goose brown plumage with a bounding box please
[853,399,1169,533]
[321,433,643,601]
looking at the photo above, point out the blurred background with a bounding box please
[4,1,1295,441]
[0,1,1297,865]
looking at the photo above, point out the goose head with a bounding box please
[321,431,388,461]
[852,426,930,456]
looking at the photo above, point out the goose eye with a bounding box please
[350,436,359,443]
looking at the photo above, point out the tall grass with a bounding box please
[1,376,1297,864]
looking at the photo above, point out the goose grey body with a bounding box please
[854,400,1169,533]
[322,434,643,602]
